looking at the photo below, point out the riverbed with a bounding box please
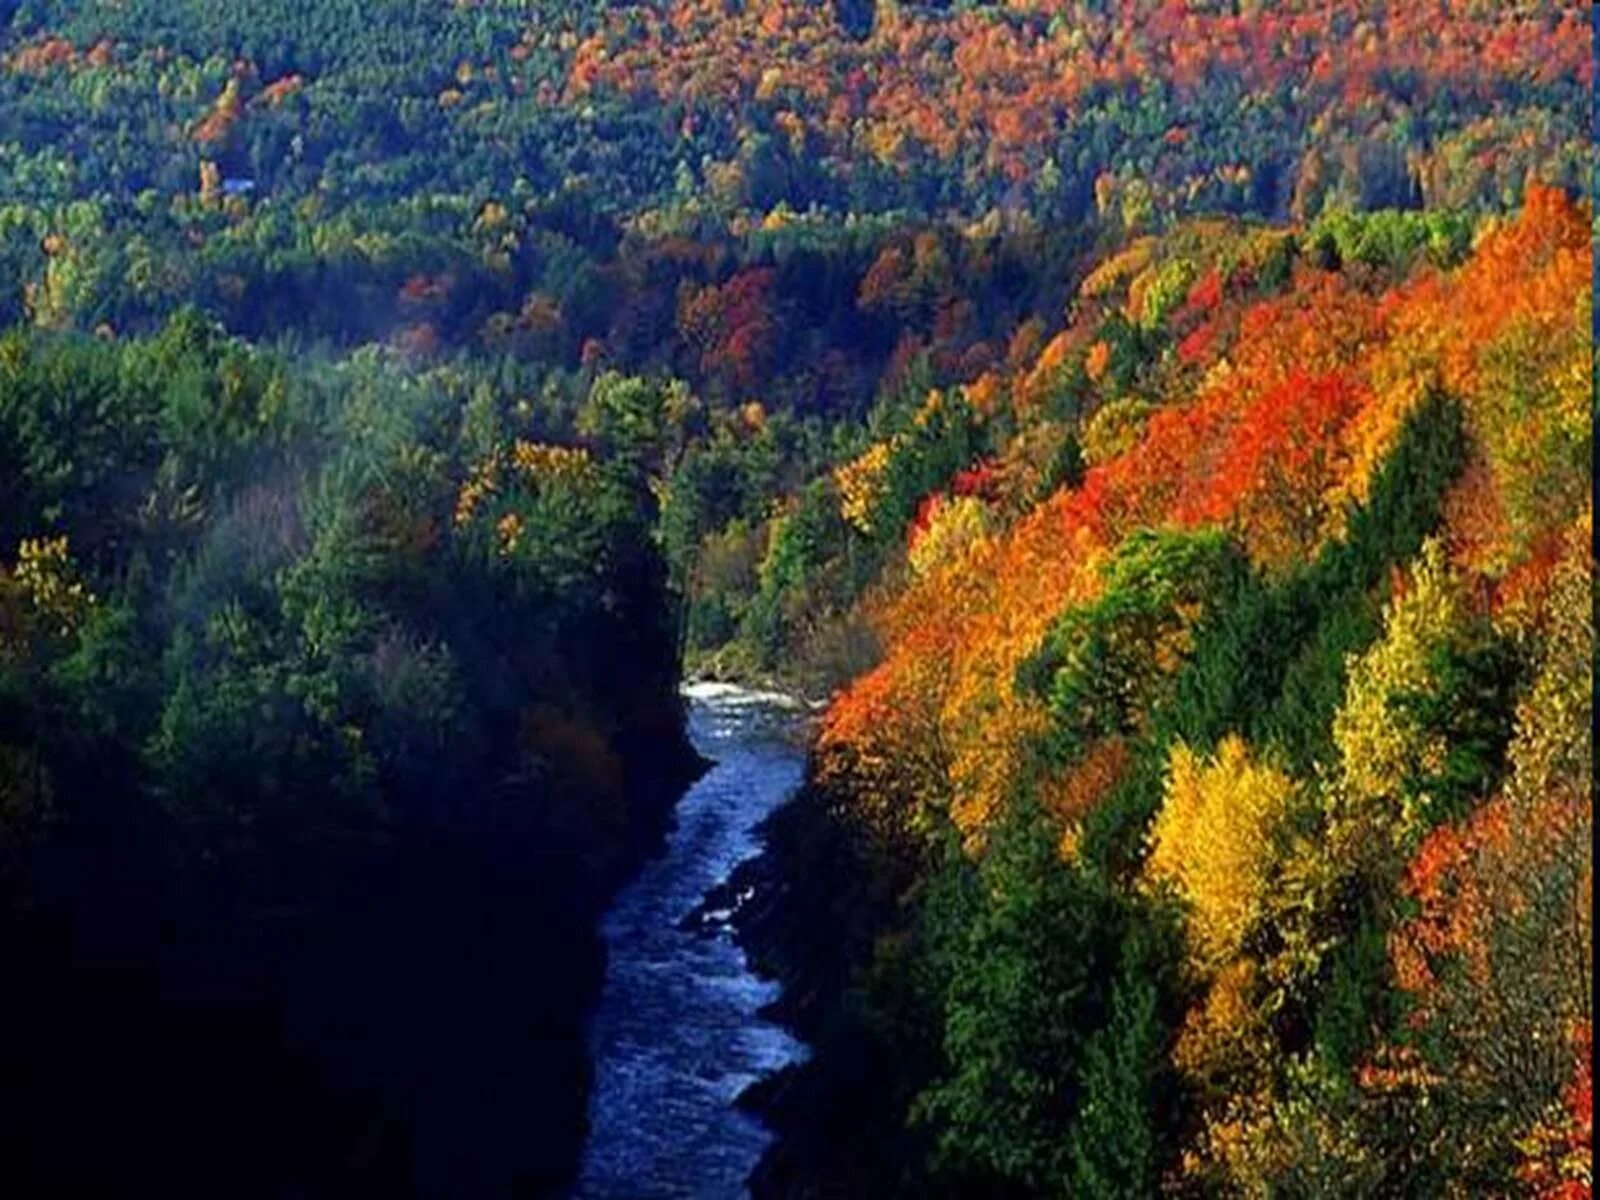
[571,683,810,1198]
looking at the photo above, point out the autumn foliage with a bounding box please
[811,187,1592,1193]
[2,2,1590,1194]
[820,188,1589,841]
[566,1,1590,206]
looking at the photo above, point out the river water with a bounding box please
[571,683,809,1199]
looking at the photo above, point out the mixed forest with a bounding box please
[0,1,1592,1196]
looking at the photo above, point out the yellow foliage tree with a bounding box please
[1144,735,1297,974]
[834,439,895,535]
[1173,958,1276,1092]
[908,495,989,578]
[1080,396,1154,466]
[1329,537,1465,845]
[11,536,94,639]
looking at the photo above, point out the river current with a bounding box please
[571,683,809,1199]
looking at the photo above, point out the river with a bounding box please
[571,683,810,1199]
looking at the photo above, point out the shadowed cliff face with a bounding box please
[0,744,699,1199]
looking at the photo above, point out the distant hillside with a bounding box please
[0,2,1588,335]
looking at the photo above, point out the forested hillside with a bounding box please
[742,184,1592,1200]
[0,314,699,1193]
[0,0,1589,347]
[0,1,1590,1197]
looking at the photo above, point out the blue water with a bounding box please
[572,684,809,1199]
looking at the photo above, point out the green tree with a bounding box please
[913,799,1118,1197]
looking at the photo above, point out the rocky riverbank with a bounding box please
[713,778,929,1200]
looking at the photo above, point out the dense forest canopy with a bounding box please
[0,0,1589,345]
[0,1,1591,1196]
[729,183,1592,1200]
